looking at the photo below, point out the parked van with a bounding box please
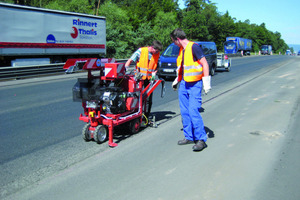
[157,41,217,79]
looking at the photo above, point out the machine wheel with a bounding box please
[93,125,108,144]
[129,118,141,134]
[82,123,92,142]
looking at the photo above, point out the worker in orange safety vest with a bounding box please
[125,40,163,118]
[170,28,211,152]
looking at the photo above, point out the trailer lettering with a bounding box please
[73,19,97,27]
[78,29,97,36]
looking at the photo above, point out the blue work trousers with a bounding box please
[179,80,207,142]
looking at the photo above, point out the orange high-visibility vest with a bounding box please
[136,47,160,80]
[176,42,203,82]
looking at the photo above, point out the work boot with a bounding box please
[192,140,207,151]
[178,138,194,145]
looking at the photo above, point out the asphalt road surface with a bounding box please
[1,55,300,200]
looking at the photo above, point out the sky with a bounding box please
[178,0,300,47]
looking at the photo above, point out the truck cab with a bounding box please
[224,37,252,56]
[224,40,236,54]
[261,45,272,55]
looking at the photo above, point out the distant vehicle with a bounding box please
[217,53,231,72]
[298,51,300,56]
[286,50,292,55]
[158,41,217,78]
[261,45,272,55]
[0,2,106,67]
[224,37,252,56]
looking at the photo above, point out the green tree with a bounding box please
[215,11,236,51]
[26,0,53,7]
[199,2,220,43]
[127,0,178,29]
[153,11,178,49]
[131,19,156,49]
[99,1,134,58]
[45,0,93,14]
[1,0,17,4]
[181,0,208,40]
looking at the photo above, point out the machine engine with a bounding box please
[101,87,127,114]
[72,78,138,114]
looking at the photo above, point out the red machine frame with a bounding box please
[64,58,163,147]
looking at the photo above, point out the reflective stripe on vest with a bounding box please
[136,47,159,80]
[176,42,203,82]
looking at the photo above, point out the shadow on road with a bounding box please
[110,110,177,144]
[150,110,177,121]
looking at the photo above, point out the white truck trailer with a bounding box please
[0,2,106,67]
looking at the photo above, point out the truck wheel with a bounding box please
[82,123,92,141]
[94,125,108,144]
[129,118,141,134]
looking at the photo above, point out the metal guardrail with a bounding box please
[0,63,66,81]
[0,59,129,81]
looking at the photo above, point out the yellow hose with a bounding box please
[142,113,148,125]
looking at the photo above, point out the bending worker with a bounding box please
[170,28,211,152]
[125,40,163,118]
